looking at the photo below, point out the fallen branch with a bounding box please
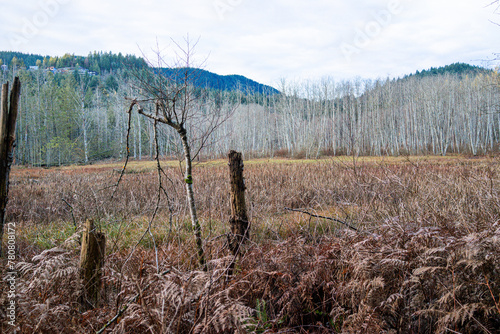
[284,207,358,232]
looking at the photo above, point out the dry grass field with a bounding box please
[1,155,500,333]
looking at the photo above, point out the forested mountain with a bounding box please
[161,68,280,95]
[406,62,491,79]
[0,51,278,94]
[0,51,499,166]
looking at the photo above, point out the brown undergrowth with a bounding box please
[1,156,500,333]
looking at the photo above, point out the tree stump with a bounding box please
[80,219,106,309]
[227,150,249,256]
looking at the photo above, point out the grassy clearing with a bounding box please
[2,155,500,333]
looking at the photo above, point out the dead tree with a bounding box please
[79,219,106,309]
[0,77,20,257]
[227,150,249,256]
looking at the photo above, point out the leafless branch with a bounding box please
[284,207,358,232]
[111,100,135,199]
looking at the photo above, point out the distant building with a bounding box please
[58,67,75,73]
[29,66,39,71]
[1,64,7,71]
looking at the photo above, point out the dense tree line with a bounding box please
[0,52,45,68]
[6,68,123,165]
[1,60,499,166]
[0,51,146,75]
[205,72,499,158]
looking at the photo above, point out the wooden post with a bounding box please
[0,77,20,257]
[227,150,249,257]
[80,219,106,309]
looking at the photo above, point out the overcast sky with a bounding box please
[1,0,499,88]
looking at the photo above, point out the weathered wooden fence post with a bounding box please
[0,77,20,257]
[228,150,249,257]
[80,219,106,309]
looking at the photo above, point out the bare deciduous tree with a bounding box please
[125,39,232,268]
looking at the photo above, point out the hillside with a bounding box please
[160,67,280,95]
[0,51,279,95]
[405,62,491,79]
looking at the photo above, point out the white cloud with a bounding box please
[0,0,498,87]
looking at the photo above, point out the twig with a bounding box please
[436,277,493,334]
[284,207,358,232]
[96,270,171,334]
[61,198,77,232]
[484,277,500,315]
[120,112,177,273]
[111,100,135,199]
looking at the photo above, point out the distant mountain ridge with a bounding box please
[0,51,279,95]
[0,51,492,94]
[405,62,492,79]
[159,67,280,95]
